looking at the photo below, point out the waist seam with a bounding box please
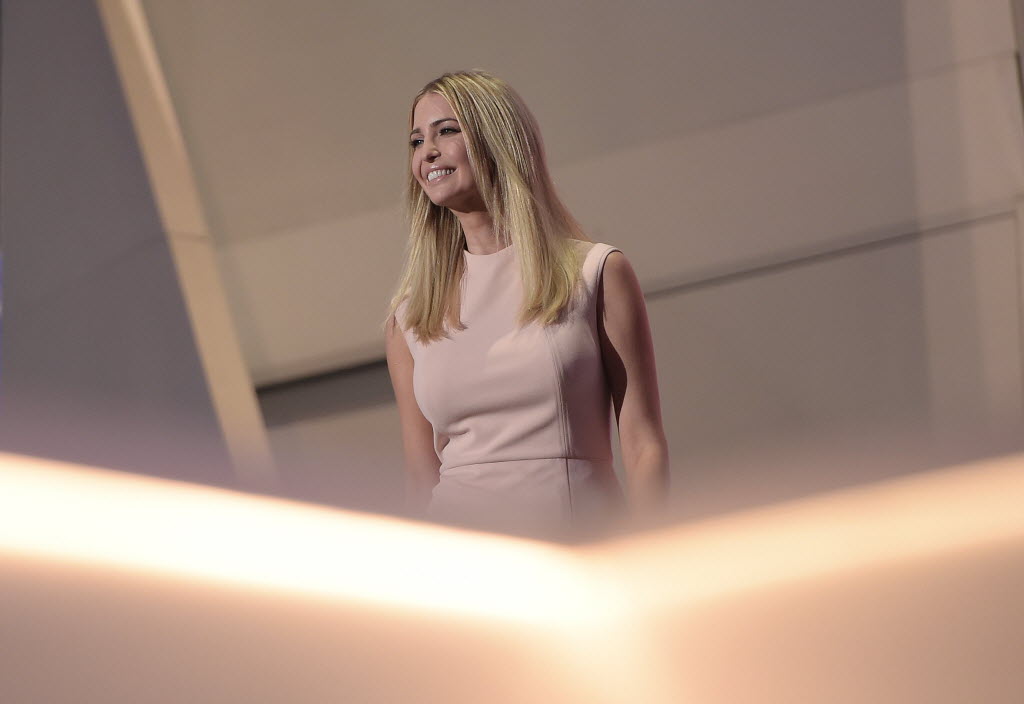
[441,456,612,471]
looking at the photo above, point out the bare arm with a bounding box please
[597,252,670,518]
[385,315,440,515]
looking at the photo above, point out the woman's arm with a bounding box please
[597,252,671,518]
[385,316,441,515]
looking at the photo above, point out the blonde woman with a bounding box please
[385,70,668,539]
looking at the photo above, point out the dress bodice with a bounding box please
[399,240,624,537]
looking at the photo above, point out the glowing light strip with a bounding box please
[0,453,598,627]
[588,453,1024,606]
[2,450,1021,629]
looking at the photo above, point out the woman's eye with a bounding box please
[439,127,459,135]
[410,138,423,148]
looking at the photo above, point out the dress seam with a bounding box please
[440,456,613,471]
[543,325,574,520]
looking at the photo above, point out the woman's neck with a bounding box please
[453,208,504,255]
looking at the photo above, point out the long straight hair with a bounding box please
[388,70,589,343]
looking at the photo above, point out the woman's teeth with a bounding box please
[427,168,454,182]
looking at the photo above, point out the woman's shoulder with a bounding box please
[567,238,622,262]
[564,240,626,300]
[390,297,419,344]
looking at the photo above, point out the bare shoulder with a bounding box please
[384,311,411,362]
[384,311,401,338]
[599,250,644,303]
[385,297,412,342]
[384,312,400,342]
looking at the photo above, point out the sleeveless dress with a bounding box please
[400,240,625,539]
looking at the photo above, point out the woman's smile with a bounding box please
[426,167,456,183]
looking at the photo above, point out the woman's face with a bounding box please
[410,92,484,212]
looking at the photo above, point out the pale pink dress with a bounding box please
[400,240,624,538]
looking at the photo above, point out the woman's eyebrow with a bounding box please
[409,117,458,137]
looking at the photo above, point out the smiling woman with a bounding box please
[385,71,669,540]
[409,96,482,214]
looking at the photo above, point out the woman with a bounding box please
[385,70,668,539]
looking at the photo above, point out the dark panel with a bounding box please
[0,0,232,484]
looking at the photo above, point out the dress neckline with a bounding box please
[464,242,515,263]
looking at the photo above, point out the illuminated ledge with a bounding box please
[2,452,1022,703]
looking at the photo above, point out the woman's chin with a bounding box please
[421,184,484,213]
[429,194,470,211]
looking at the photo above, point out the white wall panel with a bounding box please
[642,214,1023,517]
[217,207,405,384]
[921,214,1024,442]
[903,0,1015,74]
[563,56,1024,294]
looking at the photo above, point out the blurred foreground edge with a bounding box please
[1,451,1021,703]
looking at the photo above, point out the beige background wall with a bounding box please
[133,0,1024,518]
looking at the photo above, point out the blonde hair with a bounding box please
[388,70,589,343]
